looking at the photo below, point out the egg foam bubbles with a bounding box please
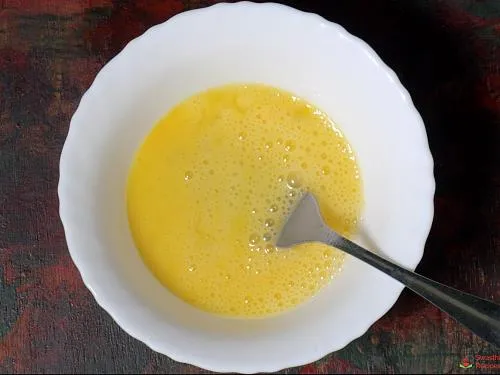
[127,83,363,318]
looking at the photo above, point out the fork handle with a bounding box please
[322,228,500,348]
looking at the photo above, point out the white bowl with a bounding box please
[58,2,435,373]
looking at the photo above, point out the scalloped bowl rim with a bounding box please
[58,2,435,373]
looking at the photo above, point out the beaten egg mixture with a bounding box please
[127,84,362,317]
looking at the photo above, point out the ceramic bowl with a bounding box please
[58,2,435,373]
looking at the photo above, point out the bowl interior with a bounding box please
[59,2,435,372]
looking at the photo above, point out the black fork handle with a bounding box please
[323,228,500,348]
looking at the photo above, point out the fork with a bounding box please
[276,192,500,348]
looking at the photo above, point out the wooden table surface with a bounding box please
[1,0,499,373]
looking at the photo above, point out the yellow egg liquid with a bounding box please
[127,84,362,318]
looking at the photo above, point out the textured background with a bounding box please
[1,0,500,373]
